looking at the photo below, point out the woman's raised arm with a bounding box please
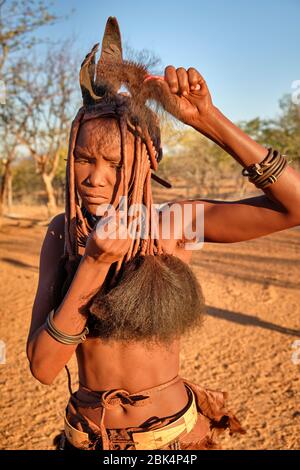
[146,67,300,243]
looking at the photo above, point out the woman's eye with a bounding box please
[111,163,123,170]
[75,158,89,164]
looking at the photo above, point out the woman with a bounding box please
[26,17,300,450]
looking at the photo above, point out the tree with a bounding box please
[158,123,237,199]
[0,0,59,215]
[238,94,300,163]
[0,0,58,73]
[19,43,79,215]
[0,57,34,214]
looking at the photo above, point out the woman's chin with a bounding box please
[84,204,97,216]
[83,204,102,216]
[83,202,114,217]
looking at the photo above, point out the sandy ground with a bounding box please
[0,206,299,450]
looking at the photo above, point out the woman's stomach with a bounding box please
[74,337,189,428]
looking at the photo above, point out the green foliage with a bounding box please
[10,152,67,200]
[238,94,300,161]
[54,146,67,183]
[157,94,300,198]
[12,157,42,195]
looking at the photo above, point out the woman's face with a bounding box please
[74,117,135,215]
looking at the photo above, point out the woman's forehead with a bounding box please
[76,117,134,149]
[78,118,119,142]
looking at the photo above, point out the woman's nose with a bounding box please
[87,165,106,187]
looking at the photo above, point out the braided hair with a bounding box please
[64,96,166,273]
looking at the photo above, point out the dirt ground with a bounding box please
[0,205,299,450]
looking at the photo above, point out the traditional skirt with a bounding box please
[54,375,246,451]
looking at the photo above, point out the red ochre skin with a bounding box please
[27,66,300,435]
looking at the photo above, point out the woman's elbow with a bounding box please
[28,355,56,386]
[26,331,72,385]
[26,333,58,385]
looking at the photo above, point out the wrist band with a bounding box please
[242,147,288,189]
[45,309,89,345]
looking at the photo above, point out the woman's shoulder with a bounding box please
[41,212,65,262]
[48,212,65,234]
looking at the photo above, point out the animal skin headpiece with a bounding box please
[64,17,171,273]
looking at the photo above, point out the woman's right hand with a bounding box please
[84,213,132,265]
[143,66,214,131]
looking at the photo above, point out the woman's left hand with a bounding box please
[144,66,214,129]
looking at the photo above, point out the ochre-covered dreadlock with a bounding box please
[64,104,165,271]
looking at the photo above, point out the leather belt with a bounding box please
[64,384,198,450]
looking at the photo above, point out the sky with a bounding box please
[36,0,300,123]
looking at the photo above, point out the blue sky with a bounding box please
[37,0,299,123]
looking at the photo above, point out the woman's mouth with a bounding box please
[83,194,108,202]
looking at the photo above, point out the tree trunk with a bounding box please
[42,172,57,216]
[0,160,11,216]
[6,169,13,209]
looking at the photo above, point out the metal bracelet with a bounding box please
[242,148,288,189]
[45,309,89,345]
[251,153,286,185]
[242,147,274,177]
[256,157,288,188]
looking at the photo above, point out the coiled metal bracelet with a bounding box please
[45,309,89,345]
[242,147,288,189]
